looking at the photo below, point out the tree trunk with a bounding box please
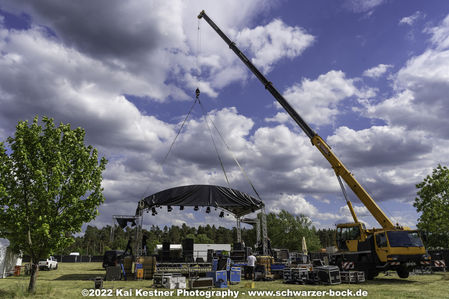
[28,262,38,293]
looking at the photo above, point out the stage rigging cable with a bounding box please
[143,87,263,203]
[140,19,263,203]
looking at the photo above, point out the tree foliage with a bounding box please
[62,211,325,256]
[266,210,321,252]
[0,116,107,292]
[316,228,336,248]
[414,164,449,248]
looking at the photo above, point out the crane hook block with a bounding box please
[195,88,200,99]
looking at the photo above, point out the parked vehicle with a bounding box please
[38,256,58,270]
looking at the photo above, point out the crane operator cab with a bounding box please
[336,223,367,252]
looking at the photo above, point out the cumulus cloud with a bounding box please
[268,194,379,228]
[1,0,308,101]
[281,70,365,126]
[363,64,393,78]
[362,15,449,139]
[269,194,318,217]
[0,25,175,152]
[321,119,446,205]
[264,112,292,124]
[339,205,370,218]
[236,19,315,73]
[328,126,431,168]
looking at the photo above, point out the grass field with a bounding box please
[0,263,448,299]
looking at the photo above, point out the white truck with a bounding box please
[38,256,58,270]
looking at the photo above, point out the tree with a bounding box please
[266,210,321,252]
[168,225,181,243]
[414,164,449,248]
[317,228,336,248]
[185,233,214,244]
[0,116,107,292]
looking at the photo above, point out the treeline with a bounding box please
[61,210,336,255]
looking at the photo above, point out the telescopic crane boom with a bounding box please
[198,10,395,229]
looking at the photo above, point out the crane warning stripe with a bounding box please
[342,262,354,270]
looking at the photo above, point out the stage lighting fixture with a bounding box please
[167,206,172,212]
[194,206,199,211]
[151,207,157,216]
[180,206,184,210]
[206,207,211,213]
[219,211,224,218]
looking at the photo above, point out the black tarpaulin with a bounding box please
[116,218,137,228]
[142,185,264,217]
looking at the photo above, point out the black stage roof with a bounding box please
[141,184,264,217]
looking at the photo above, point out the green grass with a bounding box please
[0,263,448,298]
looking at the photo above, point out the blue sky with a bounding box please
[1,0,449,232]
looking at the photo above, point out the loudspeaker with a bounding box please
[162,242,170,251]
[233,242,243,251]
[182,238,194,252]
[207,249,214,262]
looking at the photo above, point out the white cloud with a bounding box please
[268,194,377,227]
[427,14,449,50]
[0,26,176,151]
[328,126,431,168]
[236,19,315,73]
[363,64,393,78]
[0,0,295,102]
[264,112,291,124]
[363,16,449,139]
[343,0,385,13]
[282,70,363,126]
[335,205,378,227]
[399,11,425,26]
[269,194,318,217]
[339,205,370,218]
[249,125,315,171]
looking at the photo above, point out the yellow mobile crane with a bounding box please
[198,10,431,279]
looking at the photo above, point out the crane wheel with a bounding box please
[397,266,409,278]
[360,256,377,280]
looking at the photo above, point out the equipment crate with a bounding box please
[313,266,341,285]
[340,271,357,283]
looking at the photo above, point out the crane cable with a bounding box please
[162,91,199,165]
[332,152,399,226]
[139,92,200,202]
[197,98,263,202]
[197,91,231,188]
